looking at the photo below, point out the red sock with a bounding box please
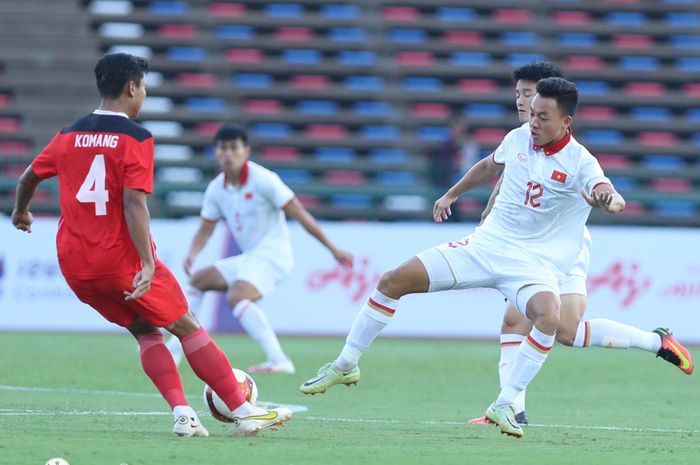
[181,327,245,410]
[138,333,188,409]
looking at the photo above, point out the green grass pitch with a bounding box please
[0,332,697,465]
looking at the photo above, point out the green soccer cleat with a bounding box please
[485,403,523,438]
[300,363,360,395]
[653,328,694,375]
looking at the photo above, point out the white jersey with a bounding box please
[474,123,609,274]
[201,161,295,271]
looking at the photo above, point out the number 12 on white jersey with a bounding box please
[76,154,109,216]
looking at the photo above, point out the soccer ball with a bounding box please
[203,368,259,423]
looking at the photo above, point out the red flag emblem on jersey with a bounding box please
[244,192,253,200]
[551,170,568,183]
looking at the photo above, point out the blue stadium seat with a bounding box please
[670,35,700,49]
[631,107,672,121]
[642,155,685,170]
[282,49,321,65]
[606,11,648,26]
[677,57,700,72]
[664,0,698,3]
[359,125,399,140]
[654,201,696,217]
[450,52,491,67]
[314,147,357,163]
[276,169,312,184]
[581,129,624,145]
[296,100,338,115]
[619,56,660,71]
[401,77,442,92]
[251,123,291,139]
[576,80,611,96]
[149,1,188,15]
[686,108,700,121]
[214,25,253,40]
[264,3,304,17]
[369,148,409,163]
[336,50,376,66]
[320,4,359,19]
[388,29,427,43]
[376,171,417,186]
[232,73,273,88]
[466,103,506,119]
[344,75,384,91]
[353,101,394,116]
[167,47,205,61]
[608,176,637,191]
[184,97,226,113]
[665,12,700,27]
[329,28,367,42]
[436,7,476,22]
[419,126,450,142]
[692,133,700,146]
[507,53,546,68]
[557,32,597,47]
[500,32,539,46]
[330,194,373,210]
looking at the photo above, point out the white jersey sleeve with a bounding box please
[577,151,611,194]
[200,173,224,221]
[492,123,529,165]
[258,169,295,209]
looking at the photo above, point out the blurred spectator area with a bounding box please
[0,0,699,225]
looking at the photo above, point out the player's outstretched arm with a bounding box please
[433,156,503,223]
[283,197,354,268]
[123,187,156,300]
[183,218,217,275]
[12,166,42,233]
[581,184,625,214]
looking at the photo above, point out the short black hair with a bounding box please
[214,124,248,145]
[536,77,579,117]
[512,62,564,83]
[94,53,149,99]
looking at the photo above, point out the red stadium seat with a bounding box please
[395,51,435,67]
[457,79,498,94]
[613,34,652,49]
[651,178,692,193]
[260,146,300,161]
[619,200,644,216]
[225,49,264,64]
[624,82,666,97]
[0,140,30,155]
[551,11,592,25]
[290,75,330,89]
[158,24,198,39]
[473,128,508,144]
[0,93,10,108]
[242,99,283,114]
[177,73,217,88]
[682,83,700,97]
[578,106,616,120]
[565,56,603,70]
[296,194,322,208]
[637,131,679,147]
[323,170,365,185]
[457,198,482,213]
[443,31,484,45]
[597,154,631,169]
[306,124,347,140]
[493,9,533,24]
[275,27,313,42]
[195,122,223,137]
[381,6,419,21]
[207,2,246,17]
[0,117,20,133]
[411,103,450,118]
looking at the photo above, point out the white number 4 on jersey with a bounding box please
[76,154,109,216]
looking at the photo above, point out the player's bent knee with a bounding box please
[555,330,576,346]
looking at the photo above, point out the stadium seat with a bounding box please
[670,35,700,49]
[682,83,700,96]
[597,154,631,169]
[251,123,291,139]
[225,49,264,64]
[282,49,322,65]
[149,1,188,15]
[382,6,419,21]
[443,31,484,45]
[142,121,182,137]
[676,57,700,71]
[457,79,497,94]
[329,28,367,42]
[214,25,253,39]
[157,24,197,38]
[388,29,427,43]
[384,195,428,212]
[314,147,357,163]
[436,7,476,22]
[337,50,376,66]
[154,144,193,161]
[450,52,491,67]
[296,100,338,115]
[329,194,373,210]
[167,47,205,61]
[395,51,435,67]
[565,56,603,70]
[353,101,394,117]
[466,103,506,119]
[685,108,700,122]
[0,117,20,133]
[184,98,226,113]
[320,4,359,20]
[296,194,321,208]
[402,77,442,92]
[344,75,384,91]
[606,11,647,26]
[410,103,449,118]
[260,146,299,161]
[664,12,700,27]
[306,124,347,140]
[637,132,678,147]
[0,140,31,155]
[613,34,652,48]
[277,169,312,184]
[581,129,624,145]
[275,27,313,42]
[473,128,508,144]
[631,107,672,121]
[359,125,399,140]
[376,171,417,186]
[653,201,696,217]
[551,11,592,25]
[0,93,11,108]
[419,126,450,142]
[507,53,546,67]
[578,105,616,120]
[625,82,666,97]
[691,133,700,146]
[290,75,329,89]
[642,155,684,170]
[493,9,533,23]
[576,80,613,97]
[369,148,409,163]
[232,73,273,88]
[243,99,283,114]
[323,170,365,185]
[108,45,152,58]
[608,176,637,191]
[557,32,597,47]
[195,122,222,138]
[207,2,246,17]
[618,56,660,71]
[264,3,304,18]
[89,0,134,15]
[500,32,539,46]
[141,96,173,113]
[100,22,144,39]
[456,198,483,213]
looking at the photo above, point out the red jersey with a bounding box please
[32,110,155,279]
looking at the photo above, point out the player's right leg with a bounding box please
[300,255,431,394]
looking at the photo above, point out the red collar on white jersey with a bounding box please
[533,129,571,156]
[223,161,250,187]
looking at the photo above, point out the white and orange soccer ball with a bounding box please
[203,368,259,423]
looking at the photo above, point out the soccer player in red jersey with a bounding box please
[11,53,292,437]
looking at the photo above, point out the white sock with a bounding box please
[573,319,661,352]
[333,289,397,372]
[233,299,287,363]
[166,286,205,365]
[499,334,527,413]
[496,327,554,406]
[172,405,198,421]
[232,401,267,417]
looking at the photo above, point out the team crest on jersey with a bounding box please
[517,153,527,162]
[551,170,568,183]
[244,192,253,200]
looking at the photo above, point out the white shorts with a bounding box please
[213,253,289,296]
[416,236,560,315]
[558,237,590,296]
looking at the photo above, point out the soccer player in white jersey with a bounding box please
[166,124,354,373]
[301,78,626,438]
[467,63,694,427]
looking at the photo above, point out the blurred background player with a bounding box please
[11,53,292,437]
[301,78,626,438]
[469,62,695,426]
[165,124,354,373]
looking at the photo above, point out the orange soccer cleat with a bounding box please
[653,328,694,375]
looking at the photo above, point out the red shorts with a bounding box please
[64,261,188,328]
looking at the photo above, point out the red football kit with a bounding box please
[31,110,187,326]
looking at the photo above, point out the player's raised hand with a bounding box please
[124,263,155,301]
[433,193,457,223]
[11,209,34,233]
[332,248,354,268]
[581,188,621,213]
